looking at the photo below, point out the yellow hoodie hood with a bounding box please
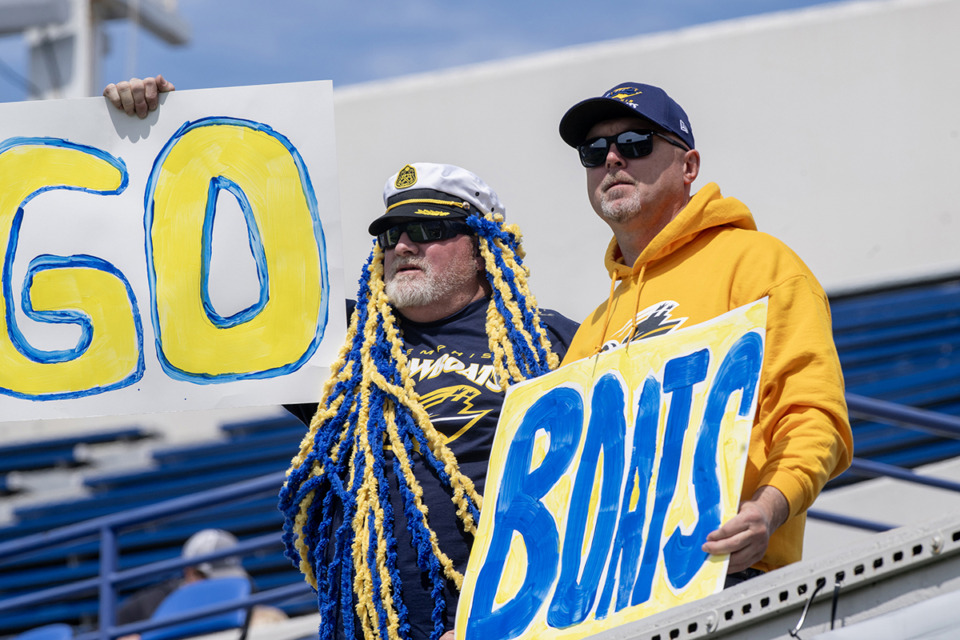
[605,182,757,278]
[585,183,758,357]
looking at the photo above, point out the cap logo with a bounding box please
[395,164,417,189]
[605,84,642,105]
[413,208,450,217]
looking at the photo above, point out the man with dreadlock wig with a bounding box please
[279,163,578,640]
[100,78,577,640]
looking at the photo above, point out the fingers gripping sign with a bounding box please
[103,75,176,119]
[702,485,790,574]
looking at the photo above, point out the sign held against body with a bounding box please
[0,82,345,421]
[457,300,767,640]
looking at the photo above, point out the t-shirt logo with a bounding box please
[418,385,492,443]
[406,350,503,444]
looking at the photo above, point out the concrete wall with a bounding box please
[331,0,960,321]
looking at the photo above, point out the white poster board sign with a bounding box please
[457,300,767,640]
[0,81,345,421]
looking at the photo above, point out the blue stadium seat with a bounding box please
[0,474,13,495]
[13,623,73,640]
[83,443,295,493]
[829,274,960,476]
[0,428,152,474]
[12,463,286,526]
[140,576,251,640]
[0,412,311,636]
[219,415,305,439]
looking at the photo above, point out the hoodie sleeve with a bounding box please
[748,271,853,518]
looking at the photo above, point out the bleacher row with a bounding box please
[0,272,959,637]
[0,415,315,637]
[830,274,960,478]
[0,428,148,492]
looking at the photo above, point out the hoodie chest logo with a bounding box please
[601,301,686,352]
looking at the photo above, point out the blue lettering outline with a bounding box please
[200,176,268,327]
[0,137,140,400]
[144,117,329,383]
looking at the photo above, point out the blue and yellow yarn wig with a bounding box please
[278,207,560,640]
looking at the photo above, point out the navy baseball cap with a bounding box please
[559,82,694,150]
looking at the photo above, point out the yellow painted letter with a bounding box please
[0,138,142,399]
[146,118,328,382]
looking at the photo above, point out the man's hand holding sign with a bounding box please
[103,74,176,118]
[704,485,790,574]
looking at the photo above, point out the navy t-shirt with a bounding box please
[287,298,578,638]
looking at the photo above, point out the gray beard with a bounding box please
[384,257,469,310]
[598,189,641,223]
[385,274,442,308]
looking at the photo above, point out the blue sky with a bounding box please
[0,0,857,103]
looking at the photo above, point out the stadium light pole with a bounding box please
[0,0,190,100]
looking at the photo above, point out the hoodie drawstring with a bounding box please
[593,263,647,356]
[593,270,620,356]
[626,263,647,352]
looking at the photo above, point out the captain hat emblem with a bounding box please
[394,164,418,189]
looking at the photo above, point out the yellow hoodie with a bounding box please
[563,183,853,571]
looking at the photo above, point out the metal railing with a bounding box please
[0,471,312,640]
[846,392,960,440]
[804,392,960,532]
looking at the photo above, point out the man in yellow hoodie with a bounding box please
[558,82,853,586]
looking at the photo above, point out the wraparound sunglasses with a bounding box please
[377,219,473,249]
[578,130,689,167]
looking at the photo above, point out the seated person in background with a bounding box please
[117,528,249,625]
[116,528,285,638]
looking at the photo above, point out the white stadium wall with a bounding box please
[331,0,960,322]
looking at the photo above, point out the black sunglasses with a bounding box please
[377,219,474,249]
[578,130,690,168]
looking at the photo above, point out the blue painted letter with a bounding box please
[467,387,583,640]
[631,349,710,605]
[595,375,660,618]
[548,374,626,627]
[663,332,763,588]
